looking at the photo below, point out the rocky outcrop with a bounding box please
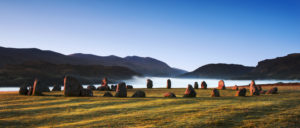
[132,90,146,98]
[167,79,171,89]
[147,79,153,89]
[164,92,176,98]
[183,84,196,97]
[64,76,83,97]
[211,89,220,97]
[115,82,127,97]
[201,81,207,89]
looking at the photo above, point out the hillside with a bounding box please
[238,53,300,79]
[0,61,141,86]
[181,63,254,79]
[0,46,186,76]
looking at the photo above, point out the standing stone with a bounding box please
[80,89,93,97]
[32,79,45,96]
[97,77,110,91]
[102,77,108,86]
[218,80,225,90]
[232,85,239,91]
[64,76,83,97]
[52,84,61,91]
[250,80,260,96]
[235,88,246,96]
[87,85,96,90]
[115,82,127,97]
[127,85,133,89]
[103,92,113,97]
[194,82,199,89]
[211,89,220,97]
[183,84,196,97]
[19,85,28,95]
[266,87,278,94]
[167,79,171,89]
[201,81,207,89]
[164,92,176,98]
[147,79,153,89]
[132,90,146,98]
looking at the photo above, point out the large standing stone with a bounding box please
[266,87,278,94]
[235,88,246,96]
[167,79,171,89]
[19,85,28,95]
[127,85,133,89]
[52,84,61,91]
[250,80,260,96]
[132,90,146,98]
[87,85,96,90]
[218,80,225,90]
[164,92,176,98]
[183,84,196,97]
[194,82,199,89]
[32,79,46,96]
[201,81,207,89]
[64,76,83,96]
[80,89,93,97]
[115,82,127,97]
[103,92,113,97]
[211,89,220,97]
[147,79,153,89]
[232,85,239,91]
[97,77,110,91]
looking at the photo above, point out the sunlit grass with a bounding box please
[0,86,300,128]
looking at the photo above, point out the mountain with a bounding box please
[0,61,141,86]
[237,53,300,79]
[181,63,255,79]
[69,54,186,76]
[0,46,186,76]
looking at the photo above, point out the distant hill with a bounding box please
[0,46,186,76]
[237,53,300,79]
[180,63,255,79]
[69,54,187,76]
[0,61,141,86]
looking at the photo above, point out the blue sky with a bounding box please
[0,0,299,71]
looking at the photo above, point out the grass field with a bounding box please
[0,86,300,128]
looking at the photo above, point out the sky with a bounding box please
[0,0,299,71]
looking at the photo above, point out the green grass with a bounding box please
[0,86,300,128]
